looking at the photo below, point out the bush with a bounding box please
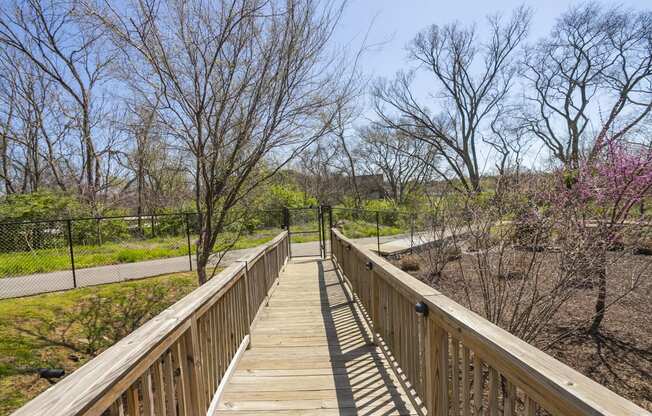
[363,199,400,226]
[0,192,83,222]
[399,255,420,271]
[67,283,185,355]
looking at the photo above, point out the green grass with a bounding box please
[339,221,404,239]
[0,271,199,415]
[286,220,405,243]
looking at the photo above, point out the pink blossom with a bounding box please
[555,139,652,225]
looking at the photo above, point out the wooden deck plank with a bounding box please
[214,258,418,415]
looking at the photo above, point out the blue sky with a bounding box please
[335,0,651,86]
[332,0,651,170]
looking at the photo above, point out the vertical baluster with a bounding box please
[110,397,125,416]
[489,368,499,416]
[451,338,460,415]
[473,354,483,416]
[211,304,219,384]
[439,330,449,416]
[504,381,515,416]
[217,297,226,382]
[205,310,214,396]
[152,359,167,416]
[188,318,207,414]
[140,370,154,416]
[462,346,470,416]
[174,341,189,416]
[525,396,537,416]
[424,317,435,414]
[126,384,140,416]
[163,351,177,416]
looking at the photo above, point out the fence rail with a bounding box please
[330,228,647,416]
[11,230,289,416]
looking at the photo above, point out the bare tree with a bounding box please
[91,0,349,284]
[484,105,530,181]
[522,3,652,168]
[357,123,437,204]
[0,49,71,194]
[372,7,531,192]
[333,108,362,206]
[0,0,116,204]
[295,140,340,205]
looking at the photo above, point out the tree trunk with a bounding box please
[589,250,607,334]
[196,257,208,285]
[196,231,211,285]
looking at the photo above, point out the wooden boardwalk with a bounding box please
[214,257,418,415]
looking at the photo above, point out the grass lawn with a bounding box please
[0,271,199,414]
[339,221,404,239]
[287,221,405,242]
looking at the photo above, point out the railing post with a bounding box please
[185,213,193,271]
[242,261,252,348]
[150,214,155,238]
[66,219,77,288]
[376,211,381,253]
[415,302,428,402]
[263,249,271,301]
[367,261,378,346]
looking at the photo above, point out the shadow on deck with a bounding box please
[215,257,417,415]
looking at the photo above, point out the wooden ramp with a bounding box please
[214,258,418,415]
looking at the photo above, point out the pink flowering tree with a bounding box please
[554,139,652,333]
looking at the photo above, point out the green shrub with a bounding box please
[363,199,400,226]
[0,192,83,222]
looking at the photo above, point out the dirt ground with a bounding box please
[392,248,652,411]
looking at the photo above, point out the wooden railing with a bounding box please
[331,229,647,416]
[13,231,289,416]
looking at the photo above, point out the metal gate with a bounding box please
[285,206,328,258]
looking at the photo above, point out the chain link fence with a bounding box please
[0,206,439,299]
[327,206,446,258]
[0,211,285,299]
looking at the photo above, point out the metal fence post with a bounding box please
[66,219,77,288]
[327,206,333,258]
[410,214,415,254]
[376,211,381,254]
[185,213,193,271]
[284,207,292,258]
[282,207,289,230]
[150,214,156,238]
[319,206,326,258]
[96,218,102,246]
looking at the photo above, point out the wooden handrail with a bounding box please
[13,231,289,416]
[331,228,648,416]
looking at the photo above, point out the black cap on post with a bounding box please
[415,301,428,316]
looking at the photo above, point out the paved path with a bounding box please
[0,232,436,299]
[215,257,417,415]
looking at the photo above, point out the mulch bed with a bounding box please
[391,248,652,411]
